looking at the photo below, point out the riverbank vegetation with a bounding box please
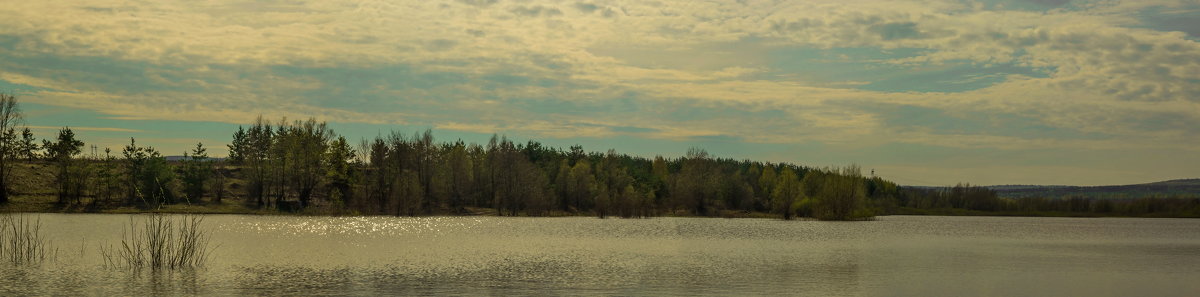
[0,214,52,265]
[1,94,1198,219]
[100,214,212,270]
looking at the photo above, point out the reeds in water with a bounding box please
[101,214,212,270]
[0,214,51,265]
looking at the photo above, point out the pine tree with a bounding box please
[180,142,211,203]
[43,127,85,204]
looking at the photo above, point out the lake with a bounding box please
[1,214,1198,296]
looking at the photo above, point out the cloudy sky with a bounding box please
[1,0,1197,186]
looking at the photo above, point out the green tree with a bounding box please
[650,156,669,208]
[241,117,273,208]
[93,147,123,205]
[210,159,227,204]
[361,137,395,214]
[325,135,356,207]
[639,186,657,218]
[595,150,635,217]
[227,126,248,165]
[566,159,596,212]
[771,168,804,220]
[43,127,86,204]
[670,148,713,215]
[179,142,212,203]
[414,129,436,212]
[810,165,872,220]
[280,118,333,209]
[396,170,422,216]
[123,138,174,207]
[517,160,553,216]
[16,128,37,162]
[758,165,778,210]
[554,159,571,212]
[445,140,473,211]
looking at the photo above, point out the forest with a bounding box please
[2,94,1198,219]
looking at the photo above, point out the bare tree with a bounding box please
[0,92,23,204]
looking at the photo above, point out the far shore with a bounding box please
[3,196,1195,219]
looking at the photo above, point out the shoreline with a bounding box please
[2,201,1195,219]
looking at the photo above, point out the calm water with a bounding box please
[1,214,1198,296]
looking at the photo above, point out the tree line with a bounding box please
[223,117,879,220]
[898,184,1200,217]
[1,93,1197,219]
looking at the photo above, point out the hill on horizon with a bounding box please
[981,179,1200,199]
[163,156,227,162]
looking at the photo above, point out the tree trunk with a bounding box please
[0,165,7,204]
[254,182,265,208]
[299,187,312,209]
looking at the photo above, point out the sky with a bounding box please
[0,0,1198,186]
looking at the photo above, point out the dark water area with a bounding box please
[2,214,1198,296]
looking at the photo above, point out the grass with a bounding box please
[0,214,52,265]
[101,214,213,270]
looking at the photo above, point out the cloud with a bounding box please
[0,0,1198,186]
[27,125,142,133]
[574,2,601,13]
[872,22,923,40]
[509,5,563,18]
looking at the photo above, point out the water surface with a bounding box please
[3,214,1198,296]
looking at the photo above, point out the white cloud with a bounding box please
[0,0,1197,161]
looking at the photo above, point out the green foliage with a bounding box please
[226,126,248,165]
[92,148,123,204]
[236,117,275,208]
[596,150,638,218]
[482,135,552,216]
[42,127,84,161]
[759,165,778,208]
[566,159,596,212]
[770,168,804,220]
[806,165,874,221]
[231,117,338,210]
[16,128,37,162]
[325,136,356,206]
[794,197,815,218]
[669,148,713,215]
[123,138,175,207]
[275,118,334,209]
[179,142,212,203]
[43,127,87,204]
[8,103,1192,219]
[396,170,423,216]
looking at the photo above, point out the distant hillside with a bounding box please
[984,179,1200,199]
[163,156,227,162]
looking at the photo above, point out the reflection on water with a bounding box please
[222,216,488,238]
[2,215,1199,296]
